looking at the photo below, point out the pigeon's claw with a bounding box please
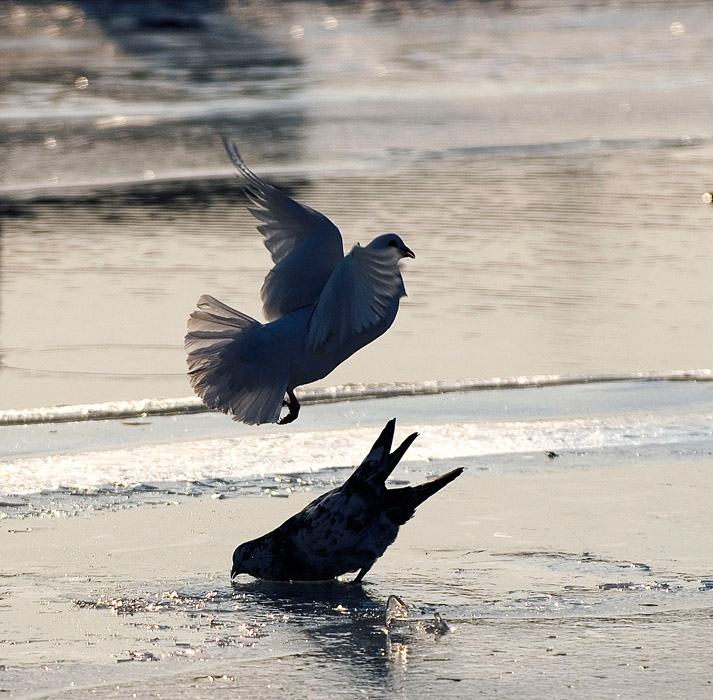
[278,389,300,425]
[277,411,298,425]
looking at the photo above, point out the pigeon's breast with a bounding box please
[288,297,401,388]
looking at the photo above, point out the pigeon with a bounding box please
[185,139,415,425]
[231,419,463,583]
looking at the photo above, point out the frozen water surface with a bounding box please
[2,1,713,698]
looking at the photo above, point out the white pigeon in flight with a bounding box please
[185,139,415,425]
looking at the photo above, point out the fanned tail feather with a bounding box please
[185,294,287,425]
[409,468,464,507]
[385,468,464,525]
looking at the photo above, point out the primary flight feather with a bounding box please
[231,419,463,583]
[185,139,414,425]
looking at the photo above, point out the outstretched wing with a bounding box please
[223,138,344,321]
[305,244,406,351]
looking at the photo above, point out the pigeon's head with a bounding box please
[367,234,415,260]
[231,538,272,580]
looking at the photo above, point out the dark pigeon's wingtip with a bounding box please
[357,420,397,468]
[377,419,397,444]
[387,429,419,470]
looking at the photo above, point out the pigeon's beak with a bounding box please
[402,245,415,259]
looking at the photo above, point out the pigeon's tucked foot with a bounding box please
[277,388,300,425]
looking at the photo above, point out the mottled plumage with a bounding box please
[231,420,463,583]
[185,139,415,425]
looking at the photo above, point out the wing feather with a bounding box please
[306,244,406,351]
[223,137,344,320]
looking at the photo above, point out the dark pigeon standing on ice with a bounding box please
[230,419,463,583]
[185,139,415,425]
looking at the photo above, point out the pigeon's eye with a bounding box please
[388,240,398,247]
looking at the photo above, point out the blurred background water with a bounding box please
[1,0,713,410]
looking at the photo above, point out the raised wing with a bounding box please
[306,243,406,351]
[223,138,344,320]
[350,419,419,487]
